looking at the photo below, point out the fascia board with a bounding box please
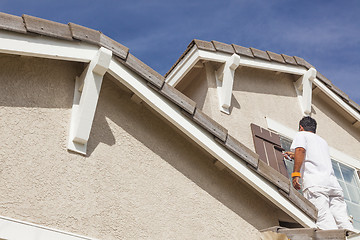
[109,58,316,228]
[0,30,98,62]
[0,215,98,240]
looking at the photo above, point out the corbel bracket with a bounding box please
[68,47,112,155]
[294,67,316,116]
[215,53,240,114]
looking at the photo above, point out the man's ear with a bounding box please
[299,125,304,131]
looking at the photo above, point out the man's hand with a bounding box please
[283,151,294,160]
[292,176,301,190]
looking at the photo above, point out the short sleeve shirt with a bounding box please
[290,131,341,191]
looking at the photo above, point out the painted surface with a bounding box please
[0,55,281,239]
[181,64,360,161]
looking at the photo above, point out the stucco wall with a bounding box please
[182,63,360,161]
[0,55,283,239]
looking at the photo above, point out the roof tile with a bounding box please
[211,40,234,54]
[316,71,332,86]
[294,56,314,69]
[281,54,297,65]
[266,51,285,64]
[69,22,100,45]
[232,44,254,58]
[193,39,216,52]
[160,83,196,114]
[0,12,27,34]
[123,53,164,89]
[257,160,290,194]
[224,134,259,168]
[22,14,72,40]
[191,109,228,142]
[330,84,349,102]
[100,33,128,60]
[250,47,270,61]
[349,99,360,112]
[279,187,317,220]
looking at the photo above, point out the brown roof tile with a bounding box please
[211,40,234,54]
[330,84,349,102]
[281,54,297,65]
[232,44,254,58]
[22,14,72,41]
[316,71,332,86]
[294,56,314,69]
[160,83,196,114]
[349,99,360,112]
[250,47,270,61]
[266,51,285,64]
[190,109,228,142]
[193,39,216,52]
[279,186,317,220]
[100,33,128,60]
[123,53,164,89]
[257,160,290,194]
[223,134,259,168]
[0,12,27,34]
[69,22,101,45]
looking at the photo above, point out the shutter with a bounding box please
[251,123,289,178]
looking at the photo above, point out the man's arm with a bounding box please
[293,147,306,190]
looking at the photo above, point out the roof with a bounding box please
[0,12,320,225]
[165,39,360,115]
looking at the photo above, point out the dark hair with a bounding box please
[299,116,317,133]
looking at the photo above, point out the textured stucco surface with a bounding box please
[181,64,360,161]
[0,55,279,239]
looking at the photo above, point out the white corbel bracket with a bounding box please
[294,67,317,116]
[68,47,112,155]
[215,53,241,114]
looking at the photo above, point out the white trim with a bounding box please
[67,47,112,155]
[0,215,98,240]
[266,117,360,169]
[215,53,240,114]
[109,58,316,228]
[166,46,199,86]
[313,78,360,123]
[0,31,98,63]
[294,68,317,115]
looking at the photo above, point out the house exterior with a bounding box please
[0,12,359,240]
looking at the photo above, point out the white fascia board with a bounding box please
[0,31,98,62]
[266,117,360,169]
[313,78,360,123]
[198,50,308,75]
[0,215,98,240]
[166,46,199,86]
[109,58,316,228]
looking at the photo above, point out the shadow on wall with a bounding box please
[0,54,83,109]
[86,74,279,230]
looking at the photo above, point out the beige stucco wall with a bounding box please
[0,54,286,239]
[181,63,360,161]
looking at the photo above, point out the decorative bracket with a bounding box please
[215,53,241,114]
[68,47,112,155]
[294,67,316,116]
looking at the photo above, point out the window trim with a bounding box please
[265,117,360,170]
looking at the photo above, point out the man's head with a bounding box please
[299,116,317,133]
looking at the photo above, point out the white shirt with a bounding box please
[290,131,341,191]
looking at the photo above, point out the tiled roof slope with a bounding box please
[261,226,358,240]
[165,39,360,114]
[0,12,317,220]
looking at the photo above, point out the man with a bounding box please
[285,116,353,230]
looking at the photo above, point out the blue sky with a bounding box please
[2,0,360,103]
